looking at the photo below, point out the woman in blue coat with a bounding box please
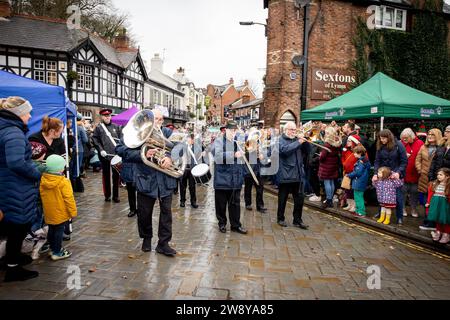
[0,97,41,282]
[373,129,408,224]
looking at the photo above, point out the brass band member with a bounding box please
[212,121,247,234]
[180,134,201,209]
[116,109,177,256]
[92,108,121,202]
[276,121,310,229]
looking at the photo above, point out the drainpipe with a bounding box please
[300,4,310,112]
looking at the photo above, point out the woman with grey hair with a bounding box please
[400,127,424,217]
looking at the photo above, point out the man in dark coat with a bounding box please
[92,108,121,202]
[276,121,310,229]
[116,109,177,256]
[212,121,247,234]
[244,130,268,213]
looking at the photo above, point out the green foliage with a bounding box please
[351,2,450,99]
[67,70,80,82]
[189,112,196,119]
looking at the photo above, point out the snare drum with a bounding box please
[110,155,123,174]
[191,163,211,185]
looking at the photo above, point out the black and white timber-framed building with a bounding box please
[0,11,148,123]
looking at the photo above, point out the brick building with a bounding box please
[206,78,257,125]
[262,0,450,128]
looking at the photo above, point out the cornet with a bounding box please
[295,129,332,153]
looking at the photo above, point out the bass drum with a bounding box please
[191,163,211,185]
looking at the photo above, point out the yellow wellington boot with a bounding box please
[377,210,386,223]
[383,213,391,225]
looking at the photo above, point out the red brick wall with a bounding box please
[263,0,369,128]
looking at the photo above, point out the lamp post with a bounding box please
[239,21,267,37]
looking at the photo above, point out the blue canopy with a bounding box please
[0,70,75,135]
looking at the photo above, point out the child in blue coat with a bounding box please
[346,145,371,216]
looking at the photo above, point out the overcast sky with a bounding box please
[111,0,268,97]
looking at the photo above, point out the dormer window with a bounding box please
[375,5,407,31]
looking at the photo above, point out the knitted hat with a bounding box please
[2,99,32,117]
[30,141,47,160]
[45,155,66,174]
[348,134,361,145]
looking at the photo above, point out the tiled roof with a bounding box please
[0,15,140,69]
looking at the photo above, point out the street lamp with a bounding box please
[239,21,267,37]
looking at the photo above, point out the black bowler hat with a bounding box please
[226,120,238,129]
[99,108,113,116]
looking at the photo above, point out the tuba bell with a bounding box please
[122,110,186,179]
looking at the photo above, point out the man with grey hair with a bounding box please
[400,127,424,217]
[276,121,310,229]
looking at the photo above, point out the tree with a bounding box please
[11,0,134,43]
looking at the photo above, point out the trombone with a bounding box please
[295,129,332,153]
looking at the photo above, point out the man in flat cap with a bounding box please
[211,120,247,234]
[92,108,121,202]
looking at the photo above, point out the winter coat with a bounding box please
[318,143,340,180]
[415,144,437,193]
[401,137,423,183]
[116,127,177,198]
[212,136,244,190]
[347,157,371,191]
[373,178,403,205]
[28,130,66,159]
[374,139,407,179]
[39,173,77,225]
[76,125,89,154]
[0,110,42,224]
[276,134,310,184]
[429,146,450,182]
[92,122,121,160]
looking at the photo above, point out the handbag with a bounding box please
[341,175,351,190]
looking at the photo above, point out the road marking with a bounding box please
[265,192,450,261]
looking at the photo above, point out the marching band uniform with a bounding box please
[212,121,247,234]
[116,125,177,256]
[244,142,267,213]
[180,135,204,208]
[92,108,121,202]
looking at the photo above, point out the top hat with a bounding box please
[99,108,113,116]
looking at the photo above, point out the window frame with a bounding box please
[375,5,407,31]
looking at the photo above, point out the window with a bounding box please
[34,70,45,82]
[130,81,137,101]
[76,64,93,90]
[33,59,56,84]
[107,72,117,96]
[375,6,407,31]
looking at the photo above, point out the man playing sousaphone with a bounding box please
[116,109,177,256]
[92,108,121,203]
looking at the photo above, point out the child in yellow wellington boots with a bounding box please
[373,167,403,225]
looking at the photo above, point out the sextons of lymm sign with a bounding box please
[311,68,356,100]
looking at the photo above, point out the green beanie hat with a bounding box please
[46,155,66,174]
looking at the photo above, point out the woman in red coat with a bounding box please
[341,135,361,211]
[319,126,342,208]
[400,128,424,218]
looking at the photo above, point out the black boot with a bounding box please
[141,238,152,252]
[4,266,39,282]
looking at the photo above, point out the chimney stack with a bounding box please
[112,28,130,50]
[244,80,249,86]
[229,77,234,85]
[0,0,11,18]
[151,53,164,73]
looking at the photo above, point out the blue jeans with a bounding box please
[31,199,43,233]
[323,179,335,201]
[48,222,66,254]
